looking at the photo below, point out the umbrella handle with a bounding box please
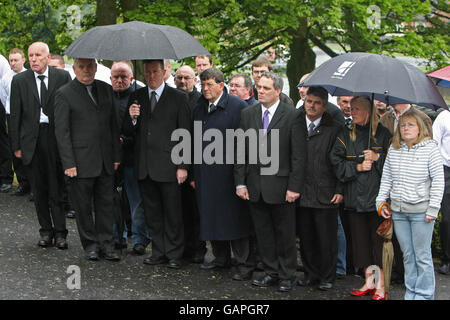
[377,201,391,216]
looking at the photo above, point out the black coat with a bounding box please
[329,123,392,212]
[54,79,121,178]
[298,111,344,208]
[122,84,191,182]
[193,90,251,240]
[9,67,72,165]
[234,102,306,204]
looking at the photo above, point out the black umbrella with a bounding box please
[301,52,447,111]
[65,20,210,60]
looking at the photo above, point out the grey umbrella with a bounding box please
[301,52,447,111]
[65,20,210,60]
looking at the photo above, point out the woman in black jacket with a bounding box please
[330,95,392,300]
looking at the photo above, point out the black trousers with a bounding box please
[210,237,256,274]
[441,166,450,263]
[181,182,206,259]
[139,177,184,261]
[68,169,115,252]
[5,115,28,187]
[297,207,338,283]
[0,108,12,184]
[26,124,66,238]
[249,198,297,280]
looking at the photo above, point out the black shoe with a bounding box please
[192,251,206,264]
[318,282,333,291]
[232,271,253,281]
[133,243,146,255]
[297,277,318,287]
[103,251,121,261]
[0,183,11,193]
[143,256,168,265]
[55,237,68,250]
[200,261,230,270]
[255,261,264,271]
[12,185,29,196]
[279,279,294,292]
[66,210,75,219]
[252,274,278,287]
[86,250,99,261]
[167,259,182,269]
[439,263,450,275]
[38,235,53,247]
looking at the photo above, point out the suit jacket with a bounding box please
[234,101,306,204]
[122,84,191,182]
[54,79,121,178]
[9,67,72,165]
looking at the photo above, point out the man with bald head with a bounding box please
[175,65,201,112]
[10,41,72,249]
[55,58,121,261]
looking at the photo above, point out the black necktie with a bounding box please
[38,75,48,115]
[208,103,216,114]
[345,117,352,130]
[86,85,97,105]
[150,91,157,113]
[308,122,315,136]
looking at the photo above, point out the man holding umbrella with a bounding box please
[124,59,191,269]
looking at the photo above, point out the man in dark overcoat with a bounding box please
[192,68,254,280]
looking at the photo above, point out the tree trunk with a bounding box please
[96,0,117,68]
[286,20,316,105]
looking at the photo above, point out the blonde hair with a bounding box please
[349,95,379,143]
[391,108,431,149]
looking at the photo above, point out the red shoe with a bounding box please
[350,288,376,296]
[372,293,385,300]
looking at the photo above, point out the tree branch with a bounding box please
[308,34,338,57]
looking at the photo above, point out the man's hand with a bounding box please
[236,187,250,200]
[129,103,140,118]
[114,162,120,171]
[177,169,188,185]
[65,167,77,178]
[285,190,300,203]
[330,194,343,204]
[14,149,22,159]
[190,181,195,189]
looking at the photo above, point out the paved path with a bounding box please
[0,191,449,302]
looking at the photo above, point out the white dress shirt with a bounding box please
[0,67,26,114]
[34,68,49,124]
[433,110,450,167]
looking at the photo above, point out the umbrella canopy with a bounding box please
[428,65,450,88]
[65,20,210,60]
[301,52,447,110]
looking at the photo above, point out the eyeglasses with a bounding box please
[229,83,244,88]
[400,123,417,129]
[175,75,194,80]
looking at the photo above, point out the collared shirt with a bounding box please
[147,82,165,103]
[261,99,280,125]
[0,68,26,114]
[433,110,450,167]
[34,68,49,124]
[305,116,322,131]
[208,91,223,113]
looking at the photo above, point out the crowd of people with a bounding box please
[0,42,449,301]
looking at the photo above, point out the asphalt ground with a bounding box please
[0,189,449,315]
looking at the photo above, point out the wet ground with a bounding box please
[0,190,449,305]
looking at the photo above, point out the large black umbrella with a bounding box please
[65,20,210,60]
[301,52,447,111]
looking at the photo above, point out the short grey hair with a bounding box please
[200,68,224,84]
[261,72,283,91]
[231,73,252,88]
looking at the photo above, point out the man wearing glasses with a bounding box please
[229,73,257,106]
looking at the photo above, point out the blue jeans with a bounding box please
[336,214,347,275]
[392,211,435,300]
[124,167,151,246]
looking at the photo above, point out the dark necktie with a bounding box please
[345,117,352,130]
[86,85,97,105]
[208,103,216,114]
[308,122,315,136]
[38,75,48,115]
[262,109,269,133]
[150,91,157,113]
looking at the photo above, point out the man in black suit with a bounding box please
[234,72,306,292]
[9,42,72,249]
[54,58,121,261]
[123,59,191,269]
